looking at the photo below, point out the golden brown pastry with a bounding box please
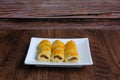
[65,40,79,62]
[37,40,52,62]
[51,40,64,62]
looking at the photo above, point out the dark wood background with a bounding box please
[0,0,120,80]
[0,0,120,18]
[0,19,120,29]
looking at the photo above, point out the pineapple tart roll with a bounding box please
[51,40,64,62]
[65,40,79,62]
[37,40,52,62]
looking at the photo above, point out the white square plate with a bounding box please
[24,37,93,67]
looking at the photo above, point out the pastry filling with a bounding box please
[54,56,62,60]
[68,57,77,61]
[41,55,49,59]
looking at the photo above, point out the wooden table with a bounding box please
[0,0,120,80]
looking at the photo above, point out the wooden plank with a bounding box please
[0,29,120,80]
[0,0,120,18]
[0,19,120,29]
[0,0,120,3]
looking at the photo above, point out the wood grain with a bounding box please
[0,19,120,29]
[0,0,120,18]
[0,29,120,80]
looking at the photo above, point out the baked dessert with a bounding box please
[65,40,79,62]
[51,40,64,62]
[37,40,52,62]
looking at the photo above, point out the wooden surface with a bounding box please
[0,0,120,18]
[0,19,120,29]
[0,0,120,79]
[0,20,120,80]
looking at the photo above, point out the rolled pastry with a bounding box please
[51,40,64,62]
[37,40,52,62]
[65,40,79,62]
